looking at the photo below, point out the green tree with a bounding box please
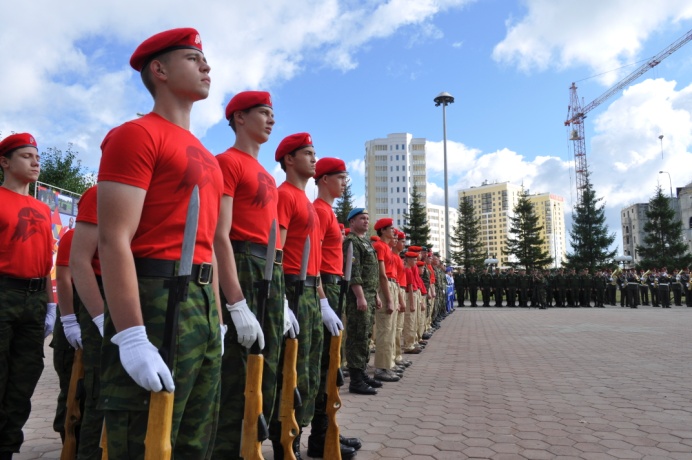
[451,193,486,269]
[504,191,552,270]
[333,181,355,225]
[637,185,692,269]
[402,185,431,248]
[565,172,616,271]
[34,144,95,195]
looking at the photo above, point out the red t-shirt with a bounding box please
[314,198,342,276]
[405,266,417,292]
[56,229,74,267]
[414,268,426,294]
[427,264,436,284]
[277,182,321,276]
[396,256,406,288]
[216,147,280,248]
[98,113,222,264]
[372,237,396,279]
[75,185,102,275]
[0,187,53,278]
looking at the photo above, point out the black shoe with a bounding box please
[306,437,357,459]
[293,432,303,459]
[374,369,400,382]
[340,435,362,451]
[0,453,13,460]
[362,373,383,388]
[395,359,412,368]
[348,368,378,395]
[422,332,432,340]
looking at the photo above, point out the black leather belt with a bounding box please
[388,277,397,283]
[320,274,342,285]
[134,258,213,285]
[231,240,283,264]
[285,274,320,287]
[0,276,46,293]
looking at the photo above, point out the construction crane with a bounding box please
[565,28,692,203]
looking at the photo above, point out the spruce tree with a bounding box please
[565,172,616,271]
[505,190,552,270]
[333,181,355,225]
[451,193,486,269]
[402,185,431,248]
[637,185,692,269]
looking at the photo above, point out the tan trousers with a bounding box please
[374,280,398,370]
[403,290,419,350]
[394,287,405,363]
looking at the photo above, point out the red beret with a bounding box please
[315,157,346,179]
[405,252,418,258]
[370,235,379,241]
[130,28,203,72]
[0,133,38,157]
[338,223,345,230]
[398,231,406,240]
[374,218,393,230]
[416,261,426,266]
[344,228,351,235]
[275,133,313,161]
[408,246,422,252]
[225,91,272,120]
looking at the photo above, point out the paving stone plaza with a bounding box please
[18,304,692,459]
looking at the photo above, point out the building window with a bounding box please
[396,144,399,150]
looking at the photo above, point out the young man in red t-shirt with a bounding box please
[308,157,360,459]
[69,185,106,457]
[213,91,290,458]
[393,231,411,368]
[272,132,324,458]
[97,28,224,458]
[0,133,55,459]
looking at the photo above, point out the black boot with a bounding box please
[0,453,13,460]
[340,434,363,451]
[362,371,383,388]
[293,431,303,459]
[348,368,377,395]
[272,440,285,460]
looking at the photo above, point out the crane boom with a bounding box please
[565,28,692,202]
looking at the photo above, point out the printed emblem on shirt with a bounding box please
[11,207,47,242]
[177,146,218,191]
[251,171,276,208]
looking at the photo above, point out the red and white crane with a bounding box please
[565,28,692,203]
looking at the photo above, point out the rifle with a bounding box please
[100,421,108,459]
[278,236,309,460]
[324,241,353,460]
[240,220,277,459]
[60,348,84,460]
[143,186,200,460]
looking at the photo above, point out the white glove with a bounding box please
[92,313,104,337]
[226,299,264,349]
[283,299,299,339]
[111,326,175,392]
[220,324,228,356]
[44,303,57,338]
[320,298,343,337]
[60,313,82,349]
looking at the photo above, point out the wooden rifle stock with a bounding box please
[279,337,300,460]
[143,391,174,460]
[60,348,84,460]
[100,421,108,459]
[323,332,343,460]
[240,353,266,460]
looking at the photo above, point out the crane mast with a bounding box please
[565,28,692,203]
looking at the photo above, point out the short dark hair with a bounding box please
[279,151,297,172]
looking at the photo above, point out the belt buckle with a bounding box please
[28,278,42,292]
[197,263,213,285]
[274,249,283,265]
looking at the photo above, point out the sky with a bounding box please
[2,0,692,254]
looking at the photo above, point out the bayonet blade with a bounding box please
[343,241,353,282]
[299,236,310,282]
[264,220,277,283]
[178,186,199,277]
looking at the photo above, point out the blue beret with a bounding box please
[347,208,368,221]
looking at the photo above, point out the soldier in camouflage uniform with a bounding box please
[98,29,223,459]
[213,90,286,458]
[454,269,466,307]
[480,267,492,307]
[344,208,381,395]
[0,133,56,459]
[505,268,517,307]
[517,269,531,307]
[493,268,504,307]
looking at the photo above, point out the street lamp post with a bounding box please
[434,91,455,263]
[659,134,664,159]
[659,170,673,198]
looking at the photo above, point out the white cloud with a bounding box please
[347,158,365,176]
[492,0,692,84]
[0,0,472,169]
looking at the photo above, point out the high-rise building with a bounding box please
[426,203,458,259]
[457,181,566,268]
[364,133,427,229]
[621,203,649,265]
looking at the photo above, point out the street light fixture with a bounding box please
[434,91,455,263]
[658,134,664,159]
[659,170,673,198]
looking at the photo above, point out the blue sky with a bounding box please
[2,0,692,252]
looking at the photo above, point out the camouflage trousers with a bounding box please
[77,281,105,460]
[0,284,47,453]
[317,281,342,396]
[100,276,221,460]
[213,251,284,459]
[271,280,323,430]
[344,290,376,371]
[51,307,77,439]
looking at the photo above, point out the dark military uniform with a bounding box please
[648,273,659,307]
[505,270,517,307]
[492,270,504,307]
[672,271,683,306]
[555,270,567,307]
[479,270,492,307]
[467,269,479,307]
[658,273,671,308]
[518,271,531,307]
[453,271,466,307]
[681,271,692,307]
